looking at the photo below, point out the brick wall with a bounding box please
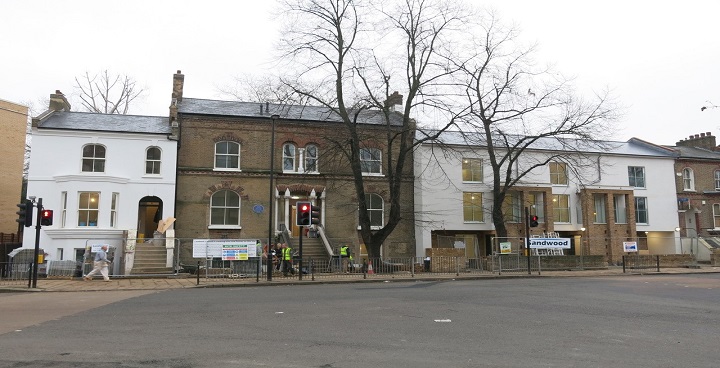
[0,99,27,234]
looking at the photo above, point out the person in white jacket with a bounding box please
[84,245,111,282]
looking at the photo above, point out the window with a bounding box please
[635,197,648,224]
[283,143,296,172]
[210,190,240,226]
[528,192,545,223]
[462,158,482,182]
[713,204,720,228]
[81,144,106,172]
[60,191,67,228]
[78,192,100,227]
[305,144,318,172]
[549,162,568,185]
[463,192,483,222]
[593,194,606,224]
[683,168,694,191]
[614,194,627,224]
[110,193,119,228]
[502,192,521,223]
[365,193,384,229]
[215,141,240,170]
[553,194,570,223]
[145,147,161,174]
[715,170,720,190]
[360,148,382,174]
[628,166,645,188]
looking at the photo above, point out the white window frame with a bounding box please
[283,143,296,172]
[628,166,645,188]
[360,148,382,175]
[214,141,240,171]
[463,192,484,222]
[635,197,648,224]
[713,204,720,229]
[715,170,720,191]
[145,146,162,175]
[209,190,241,228]
[81,144,106,173]
[60,191,67,228]
[110,192,119,228]
[78,192,100,227]
[549,162,568,186]
[462,158,483,182]
[553,194,570,223]
[305,144,319,173]
[365,193,384,230]
[683,168,695,191]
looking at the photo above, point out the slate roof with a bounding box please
[37,111,171,135]
[178,98,403,126]
[416,129,676,158]
[665,145,720,160]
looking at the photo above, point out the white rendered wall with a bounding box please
[22,129,177,262]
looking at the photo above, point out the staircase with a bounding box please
[295,236,330,261]
[131,243,173,275]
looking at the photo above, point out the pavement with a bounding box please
[2,265,720,292]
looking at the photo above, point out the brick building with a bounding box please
[0,98,28,236]
[170,71,416,263]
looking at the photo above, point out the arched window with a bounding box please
[210,190,240,226]
[145,146,161,174]
[81,144,106,172]
[365,193,384,229]
[305,144,318,172]
[215,141,240,170]
[360,148,382,174]
[683,168,695,191]
[283,143,296,172]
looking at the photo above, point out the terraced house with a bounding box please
[169,71,416,264]
[414,130,680,263]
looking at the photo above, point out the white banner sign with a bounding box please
[623,241,638,252]
[527,238,571,249]
[192,239,260,259]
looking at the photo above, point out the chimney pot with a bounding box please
[701,133,706,137]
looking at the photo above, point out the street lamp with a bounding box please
[267,114,280,281]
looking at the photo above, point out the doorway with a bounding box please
[137,196,162,241]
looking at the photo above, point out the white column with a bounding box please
[320,190,327,226]
[298,148,306,173]
[284,188,291,231]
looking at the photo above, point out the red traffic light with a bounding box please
[40,209,54,226]
[530,215,539,227]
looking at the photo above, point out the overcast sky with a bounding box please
[2,0,718,145]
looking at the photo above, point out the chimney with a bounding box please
[384,91,404,112]
[172,70,184,103]
[49,90,71,111]
[676,132,716,150]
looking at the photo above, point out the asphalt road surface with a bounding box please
[1,274,719,368]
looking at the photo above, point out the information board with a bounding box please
[193,239,260,259]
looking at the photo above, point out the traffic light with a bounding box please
[16,200,33,227]
[296,201,311,226]
[530,215,539,227]
[309,204,320,225]
[40,209,54,226]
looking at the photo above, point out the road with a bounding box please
[1,274,719,367]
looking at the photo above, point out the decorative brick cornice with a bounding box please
[204,181,247,199]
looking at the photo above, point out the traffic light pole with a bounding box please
[31,198,43,288]
[525,206,531,275]
[298,228,303,281]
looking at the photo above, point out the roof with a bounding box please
[665,145,720,161]
[37,111,172,135]
[178,98,403,126]
[416,129,676,158]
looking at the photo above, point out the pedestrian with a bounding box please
[281,243,294,276]
[271,243,280,271]
[84,245,111,282]
[340,244,352,272]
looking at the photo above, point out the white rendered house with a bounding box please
[414,131,680,261]
[23,92,177,270]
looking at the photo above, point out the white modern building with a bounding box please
[23,91,177,268]
[414,130,680,262]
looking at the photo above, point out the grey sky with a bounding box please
[2,0,718,145]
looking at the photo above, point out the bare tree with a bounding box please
[275,0,471,258]
[74,70,144,114]
[454,13,620,238]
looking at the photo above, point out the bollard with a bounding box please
[196,261,200,285]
